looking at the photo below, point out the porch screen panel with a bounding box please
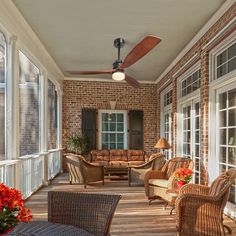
[48,79,58,150]
[19,51,40,156]
[0,33,6,161]
[218,88,236,205]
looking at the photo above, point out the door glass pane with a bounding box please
[228,88,236,107]
[228,58,236,73]
[19,51,40,156]
[228,128,236,145]
[228,147,236,165]
[220,111,227,127]
[228,109,236,126]
[219,147,226,163]
[219,92,227,109]
[0,32,6,161]
[220,129,227,145]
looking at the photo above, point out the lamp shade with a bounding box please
[154,138,171,149]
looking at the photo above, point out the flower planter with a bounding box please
[177,180,187,189]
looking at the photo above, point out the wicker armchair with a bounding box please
[128,153,165,186]
[176,168,236,236]
[48,191,121,236]
[144,157,194,204]
[66,155,104,188]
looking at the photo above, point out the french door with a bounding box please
[216,85,236,210]
[181,99,201,184]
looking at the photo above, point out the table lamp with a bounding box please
[154,137,171,154]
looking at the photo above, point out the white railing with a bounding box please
[0,160,18,187]
[19,155,44,198]
[0,149,62,199]
[48,149,61,180]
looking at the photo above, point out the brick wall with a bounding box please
[63,81,158,155]
[156,3,236,184]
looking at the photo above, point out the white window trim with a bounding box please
[209,31,236,83]
[177,62,201,102]
[208,33,236,182]
[98,110,128,149]
[160,85,172,138]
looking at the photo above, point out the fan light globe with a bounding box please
[112,71,125,81]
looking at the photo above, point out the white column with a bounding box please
[6,35,20,188]
[41,71,49,185]
[57,87,63,172]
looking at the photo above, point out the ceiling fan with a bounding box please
[67,35,161,88]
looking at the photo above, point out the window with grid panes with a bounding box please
[100,111,127,149]
[218,88,236,205]
[181,69,201,97]
[216,42,236,79]
[164,90,172,107]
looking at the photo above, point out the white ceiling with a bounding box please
[12,0,225,82]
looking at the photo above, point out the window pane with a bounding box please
[220,111,227,127]
[219,147,227,163]
[102,113,108,122]
[117,133,124,142]
[228,88,236,108]
[228,147,236,165]
[228,109,236,126]
[217,51,227,66]
[102,133,108,142]
[0,32,6,161]
[228,58,236,73]
[117,114,123,122]
[102,122,108,131]
[217,64,227,78]
[117,123,123,131]
[48,80,58,150]
[110,134,116,142]
[220,129,226,145]
[19,51,40,156]
[110,122,116,131]
[219,92,227,109]
[228,128,236,145]
[228,43,236,60]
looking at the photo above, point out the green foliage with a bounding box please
[68,134,88,154]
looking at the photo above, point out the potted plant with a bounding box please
[0,183,32,235]
[173,168,193,189]
[68,133,88,155]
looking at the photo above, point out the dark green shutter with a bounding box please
[82,108,96,152]
[129,110,143,149]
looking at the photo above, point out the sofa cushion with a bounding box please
[90,150,110,162]
[148,179,168,188]
[209,175,229,196]
[91,161,109,167]
[127,150,145,161]
[110,150,127,161]
[110,161,129,167]
[128,161,146,166]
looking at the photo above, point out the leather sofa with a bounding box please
[90,149,146,167]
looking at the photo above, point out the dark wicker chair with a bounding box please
[176,168,236,236]
[48,191,121,236]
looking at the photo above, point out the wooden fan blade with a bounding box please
[121,36,161,69]
[125,74,141,89]
[67,70,113,75]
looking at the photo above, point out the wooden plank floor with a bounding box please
[25,173,236,236]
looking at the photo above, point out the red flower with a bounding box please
[0,183,32,233]
[174,168,193,183]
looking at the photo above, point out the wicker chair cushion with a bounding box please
[148,179,168,188]
[127,150,145,161]
[91,150,110,162]
[110,150,128,161]
[209,175,229,196]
